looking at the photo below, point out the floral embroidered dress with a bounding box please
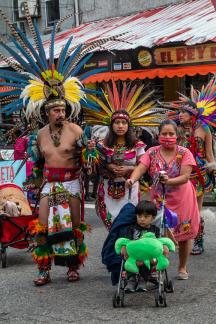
[178,129,213,197]
[96,140,145,230]
[140,145,199,242]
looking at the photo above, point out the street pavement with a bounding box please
[0,206,216,324]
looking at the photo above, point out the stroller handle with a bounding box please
[128,188,132,201]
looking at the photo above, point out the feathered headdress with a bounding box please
[83,81,168,126]
[0,2,124,123]
[162,78,216,130]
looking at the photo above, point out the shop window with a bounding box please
[46,0,60,27]
[185,74,211,95]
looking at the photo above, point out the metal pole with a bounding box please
[74,0,80,27]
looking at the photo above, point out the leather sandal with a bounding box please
[34,271,51,286]
[67,268,80,282]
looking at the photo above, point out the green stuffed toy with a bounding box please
[115,232,175,274]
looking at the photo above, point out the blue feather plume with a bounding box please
[57,36,73,72]
[0,82,25,89]
[0,42,40,77]
[0,90,21,97]
[33,19,48,70]
[61,43,83,75]
[15,25,47,71]
[1,98,23,112]
[49,23,56,67]
[80,98,101,111]
[79,67,107,81]
[11,37,42,76]
[70,53,93,77]
[0,72,29,85]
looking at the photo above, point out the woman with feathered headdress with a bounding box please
[163,78,216,255]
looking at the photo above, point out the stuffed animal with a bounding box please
[115,232,175,274]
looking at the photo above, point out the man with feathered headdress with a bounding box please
[0,2,124,285]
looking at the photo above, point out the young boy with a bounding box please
[121,200,161,293]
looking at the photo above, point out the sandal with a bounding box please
[34,271,51,286]
[67,268,80,282]
[177,271,189,280]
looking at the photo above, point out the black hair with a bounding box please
[135,200,157,217]
[104,110,137,149]
[158,119,178,135]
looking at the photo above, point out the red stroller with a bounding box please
[0,183,36,268]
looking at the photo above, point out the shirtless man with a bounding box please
[31,99,88,286]
[38,100,82,228]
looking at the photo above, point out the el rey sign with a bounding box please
[154,43,216,66]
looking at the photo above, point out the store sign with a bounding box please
[154,44,216,65]
[79,42,216,77]
[0,160,26,187]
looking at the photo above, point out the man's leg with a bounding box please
[69,196,81,228]
[66,196,81,281]
[39,196,49,225]
[31,196,53,286]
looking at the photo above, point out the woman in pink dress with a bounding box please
[126,120,199,280]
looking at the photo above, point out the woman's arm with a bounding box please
[126,163,148,187]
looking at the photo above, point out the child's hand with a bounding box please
[121,246,128,260]
[136,260,144,266]
[163,245,170,257]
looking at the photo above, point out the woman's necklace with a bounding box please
[49,125,63,147]
[114,142,126,149]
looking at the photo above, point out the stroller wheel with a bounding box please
[112,292,124,308]
[164,279,174,293]
[155,291,167,307]
[0,248,7,268]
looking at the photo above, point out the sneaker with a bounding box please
[191,242,204,255]
[125,277,137,293]
[136,278,147,292]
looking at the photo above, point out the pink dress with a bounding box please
[140,145,199,242]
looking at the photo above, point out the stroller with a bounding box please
[0,183,36,268]
[112,186,175,308]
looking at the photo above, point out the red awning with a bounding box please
[83,64,216,83]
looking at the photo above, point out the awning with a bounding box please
[82,64,216,83]
[1,0,216,82]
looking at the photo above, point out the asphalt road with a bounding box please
[0,207,216,324]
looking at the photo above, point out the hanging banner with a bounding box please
[0,160,26,187]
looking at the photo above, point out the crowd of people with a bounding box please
[0,4,216,289]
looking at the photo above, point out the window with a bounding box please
[46,0,60,27]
